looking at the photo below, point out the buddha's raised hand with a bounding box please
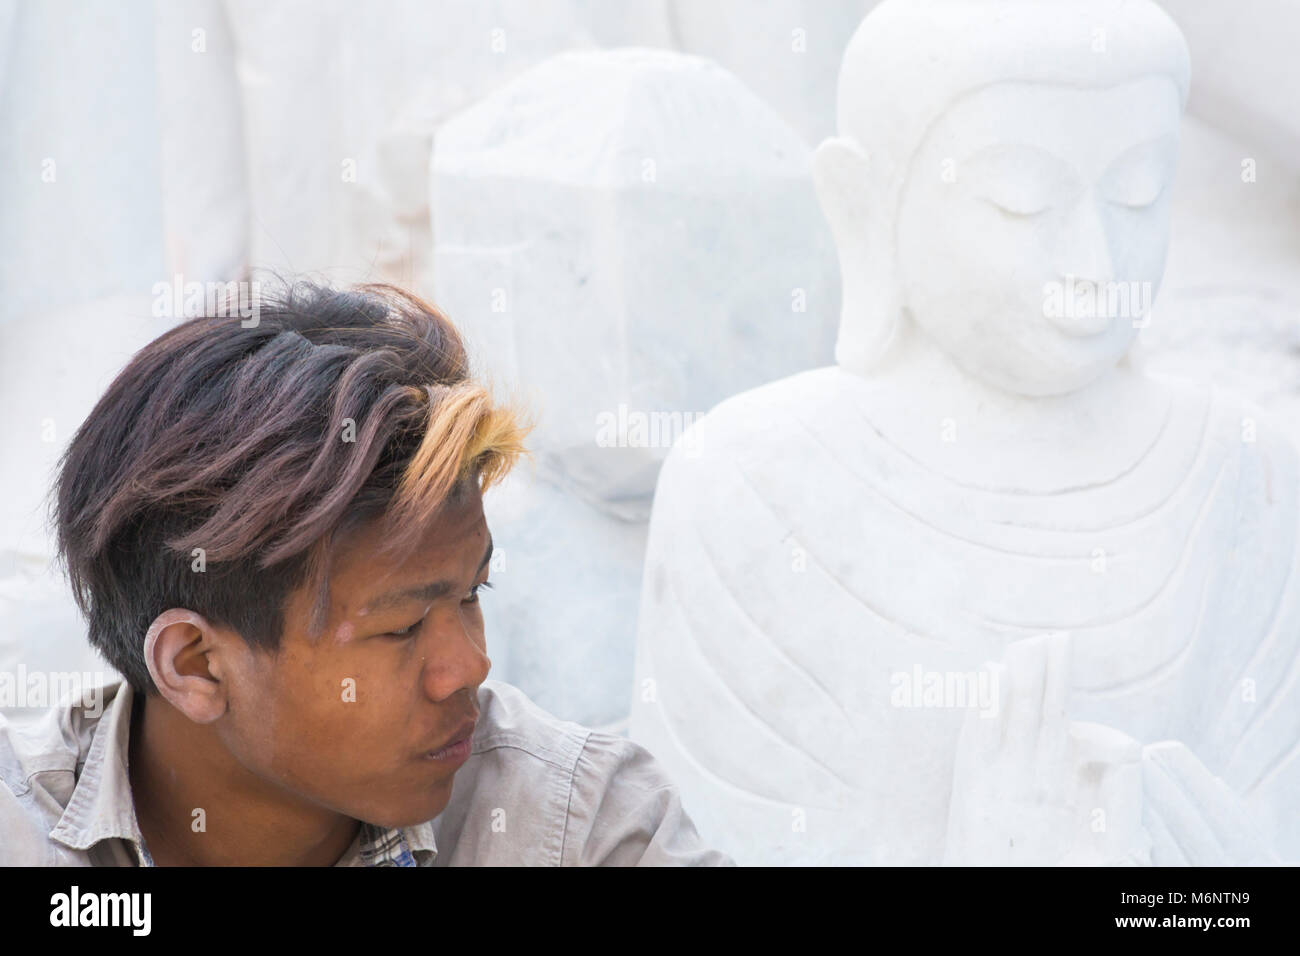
[942,631,1149,866]
[942,631,1276,865]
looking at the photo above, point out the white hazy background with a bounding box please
[1,0,1298,729]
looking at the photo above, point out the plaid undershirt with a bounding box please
[134,821,418,867]
[356,822,418,867]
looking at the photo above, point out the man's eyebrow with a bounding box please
[363,533,493,614]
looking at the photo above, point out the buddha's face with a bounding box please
[894,77,1180,395]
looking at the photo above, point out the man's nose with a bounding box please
[420,616,491,701]
[1052,190,1115,283]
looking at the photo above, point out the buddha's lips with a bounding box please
[1047,308,1113,338]
[1043,276,1152,338]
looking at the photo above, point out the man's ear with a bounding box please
[143,609,230,724]
[812,136,872,246]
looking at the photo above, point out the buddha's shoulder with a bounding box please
[710,365,864,420]
[671,366,862,457]
[663,368,1300,487]
[1145,375,1300,522]
[1157,375,1298,466]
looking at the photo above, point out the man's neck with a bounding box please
[127,691,361,866]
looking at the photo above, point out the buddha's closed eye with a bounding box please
[963,144,1071,219]
[1100,139,1177,209]
[981,192,1051,218]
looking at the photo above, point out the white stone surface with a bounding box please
[434,48,838,725]
[0,295,169,557]
[1137,113,1300,450]
[0,551,116,727]
[630,0,1300,864]
[0,0,165,326]
[155,0,250,283]
[0,295,158,720]
[1161,0,1300,171]
[0,0,246,701]
[224,0,672,294]
[666,0,877,145]
[0,0,247,318]
[1119,0,1300,460]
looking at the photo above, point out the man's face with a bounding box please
[894,77,1181,395]
[216,486,493,829]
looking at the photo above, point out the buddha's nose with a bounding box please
[1052,191,1115,284]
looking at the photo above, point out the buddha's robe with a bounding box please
[629,365,1300,864]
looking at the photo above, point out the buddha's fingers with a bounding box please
[1141,741,1276,865]
[1002,631,1067,802]
[1069,721,1146,864]
[1144,807,1191,867]
[1140,742,1229,866]
[960,659,1008,764]
[1035,631,1072,800]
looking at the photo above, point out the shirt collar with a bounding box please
[48,678,147,861]
[48,679,440,866]
[395,820,438,861]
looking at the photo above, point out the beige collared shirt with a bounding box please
[0,678,733,866]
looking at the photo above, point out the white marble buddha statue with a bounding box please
[629,0,1300,865]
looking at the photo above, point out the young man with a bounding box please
[0,281,732,866]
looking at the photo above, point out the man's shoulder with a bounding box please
[470,679,592,771]
[0,679,124,865]
[434,681,733,866]
[425,681,590,865]
[470,680,678,795]
[0,680,118,791]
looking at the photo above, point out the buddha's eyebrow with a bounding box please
[958,142,1071,175]
[363,533,493,613]
[1101,134,1179,172]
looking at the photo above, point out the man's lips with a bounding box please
[423,716,478,762]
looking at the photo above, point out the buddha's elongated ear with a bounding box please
[813,136,901,374]
[812,136,871,244]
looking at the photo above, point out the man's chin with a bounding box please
[359,780,456,829]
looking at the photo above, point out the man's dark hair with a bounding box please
[52,280,526,695]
